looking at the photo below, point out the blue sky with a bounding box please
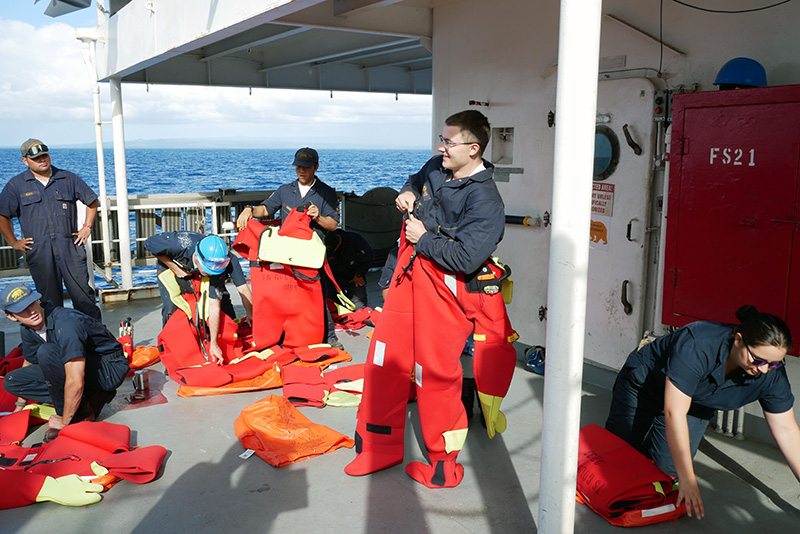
[0,2,432,149]
[0,1,100,27]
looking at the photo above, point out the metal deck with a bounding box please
[1,272,799,532]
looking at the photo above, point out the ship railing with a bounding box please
[0,189,272,284]
[0,187,403,285]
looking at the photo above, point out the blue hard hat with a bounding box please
[713,57,767,88]
[195,235,230,275]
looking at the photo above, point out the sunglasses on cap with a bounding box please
[25,144,49,159]
[743,341,785,370]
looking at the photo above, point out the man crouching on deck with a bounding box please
[1,283,130,442]
[345,110,517,488]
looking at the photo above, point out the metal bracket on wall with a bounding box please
[493,167,524,183]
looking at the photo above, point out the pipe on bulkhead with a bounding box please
[538,1,603,533]
[77,29,113,282]
[505,215,540,227]
[110,78,134,290]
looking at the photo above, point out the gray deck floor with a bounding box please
[1,274,799,532]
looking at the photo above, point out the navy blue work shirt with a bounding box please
[0,166,98,238]
[261,178,340,238]
[400,155,505,275]
[622,321,795,416]
[21,303,122,369]
[378,245,399,290]
[144,231,247,300]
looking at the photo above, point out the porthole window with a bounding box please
[594,125,620,181]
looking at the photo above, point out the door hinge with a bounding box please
[669,268,678,286]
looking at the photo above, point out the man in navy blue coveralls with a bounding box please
[1,284,129,441]
[0,139,101,320]
[236,147,340,238]
[236,147,341,345]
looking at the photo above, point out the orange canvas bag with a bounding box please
[234,395,353,467]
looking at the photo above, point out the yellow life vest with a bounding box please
[257,225,327,269]
[157,269,212,320]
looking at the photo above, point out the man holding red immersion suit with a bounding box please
[345,110,518,488]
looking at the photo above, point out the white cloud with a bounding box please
[0,18,95,121]
[0,17,432,149]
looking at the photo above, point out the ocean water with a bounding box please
[0,147,431,196]
[0,147,431,288]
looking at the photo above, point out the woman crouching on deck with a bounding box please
[605,305,800,519]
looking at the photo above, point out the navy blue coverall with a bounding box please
[144,231,248,326]
[605,321,795,477]
[261,178,340,238]
[0,166,101,320]
[3,303,129,416]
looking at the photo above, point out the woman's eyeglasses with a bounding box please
[744,341,785,370]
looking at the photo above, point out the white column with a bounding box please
[538,1,603,533]
[109,77,134,290]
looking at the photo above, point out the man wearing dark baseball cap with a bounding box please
[0,138,102,321]
[0,283,129,441]
[235,146,343,348]
[236,147,339,238]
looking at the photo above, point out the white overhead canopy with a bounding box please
[93,0,435,95]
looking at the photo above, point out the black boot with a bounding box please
[461,377,476,420]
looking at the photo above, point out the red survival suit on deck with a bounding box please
[157,273,255,386]
[0,412,166,509]
[232,210,326,350]
[345,236,518,488]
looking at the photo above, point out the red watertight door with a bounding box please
[664,86,800,336]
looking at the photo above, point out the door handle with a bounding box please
[621,280,633,315]
[626,218,639,241]
[622,124,642,155]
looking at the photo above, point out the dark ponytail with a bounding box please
[734,305,792,351]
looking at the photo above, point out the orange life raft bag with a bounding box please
[234,395,354,467]
[576,424,687,527]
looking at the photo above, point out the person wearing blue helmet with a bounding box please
[145,232,253,363]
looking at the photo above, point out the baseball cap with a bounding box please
[0,284,42,314]
[292,147,319,168]
[20,139,49,159]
